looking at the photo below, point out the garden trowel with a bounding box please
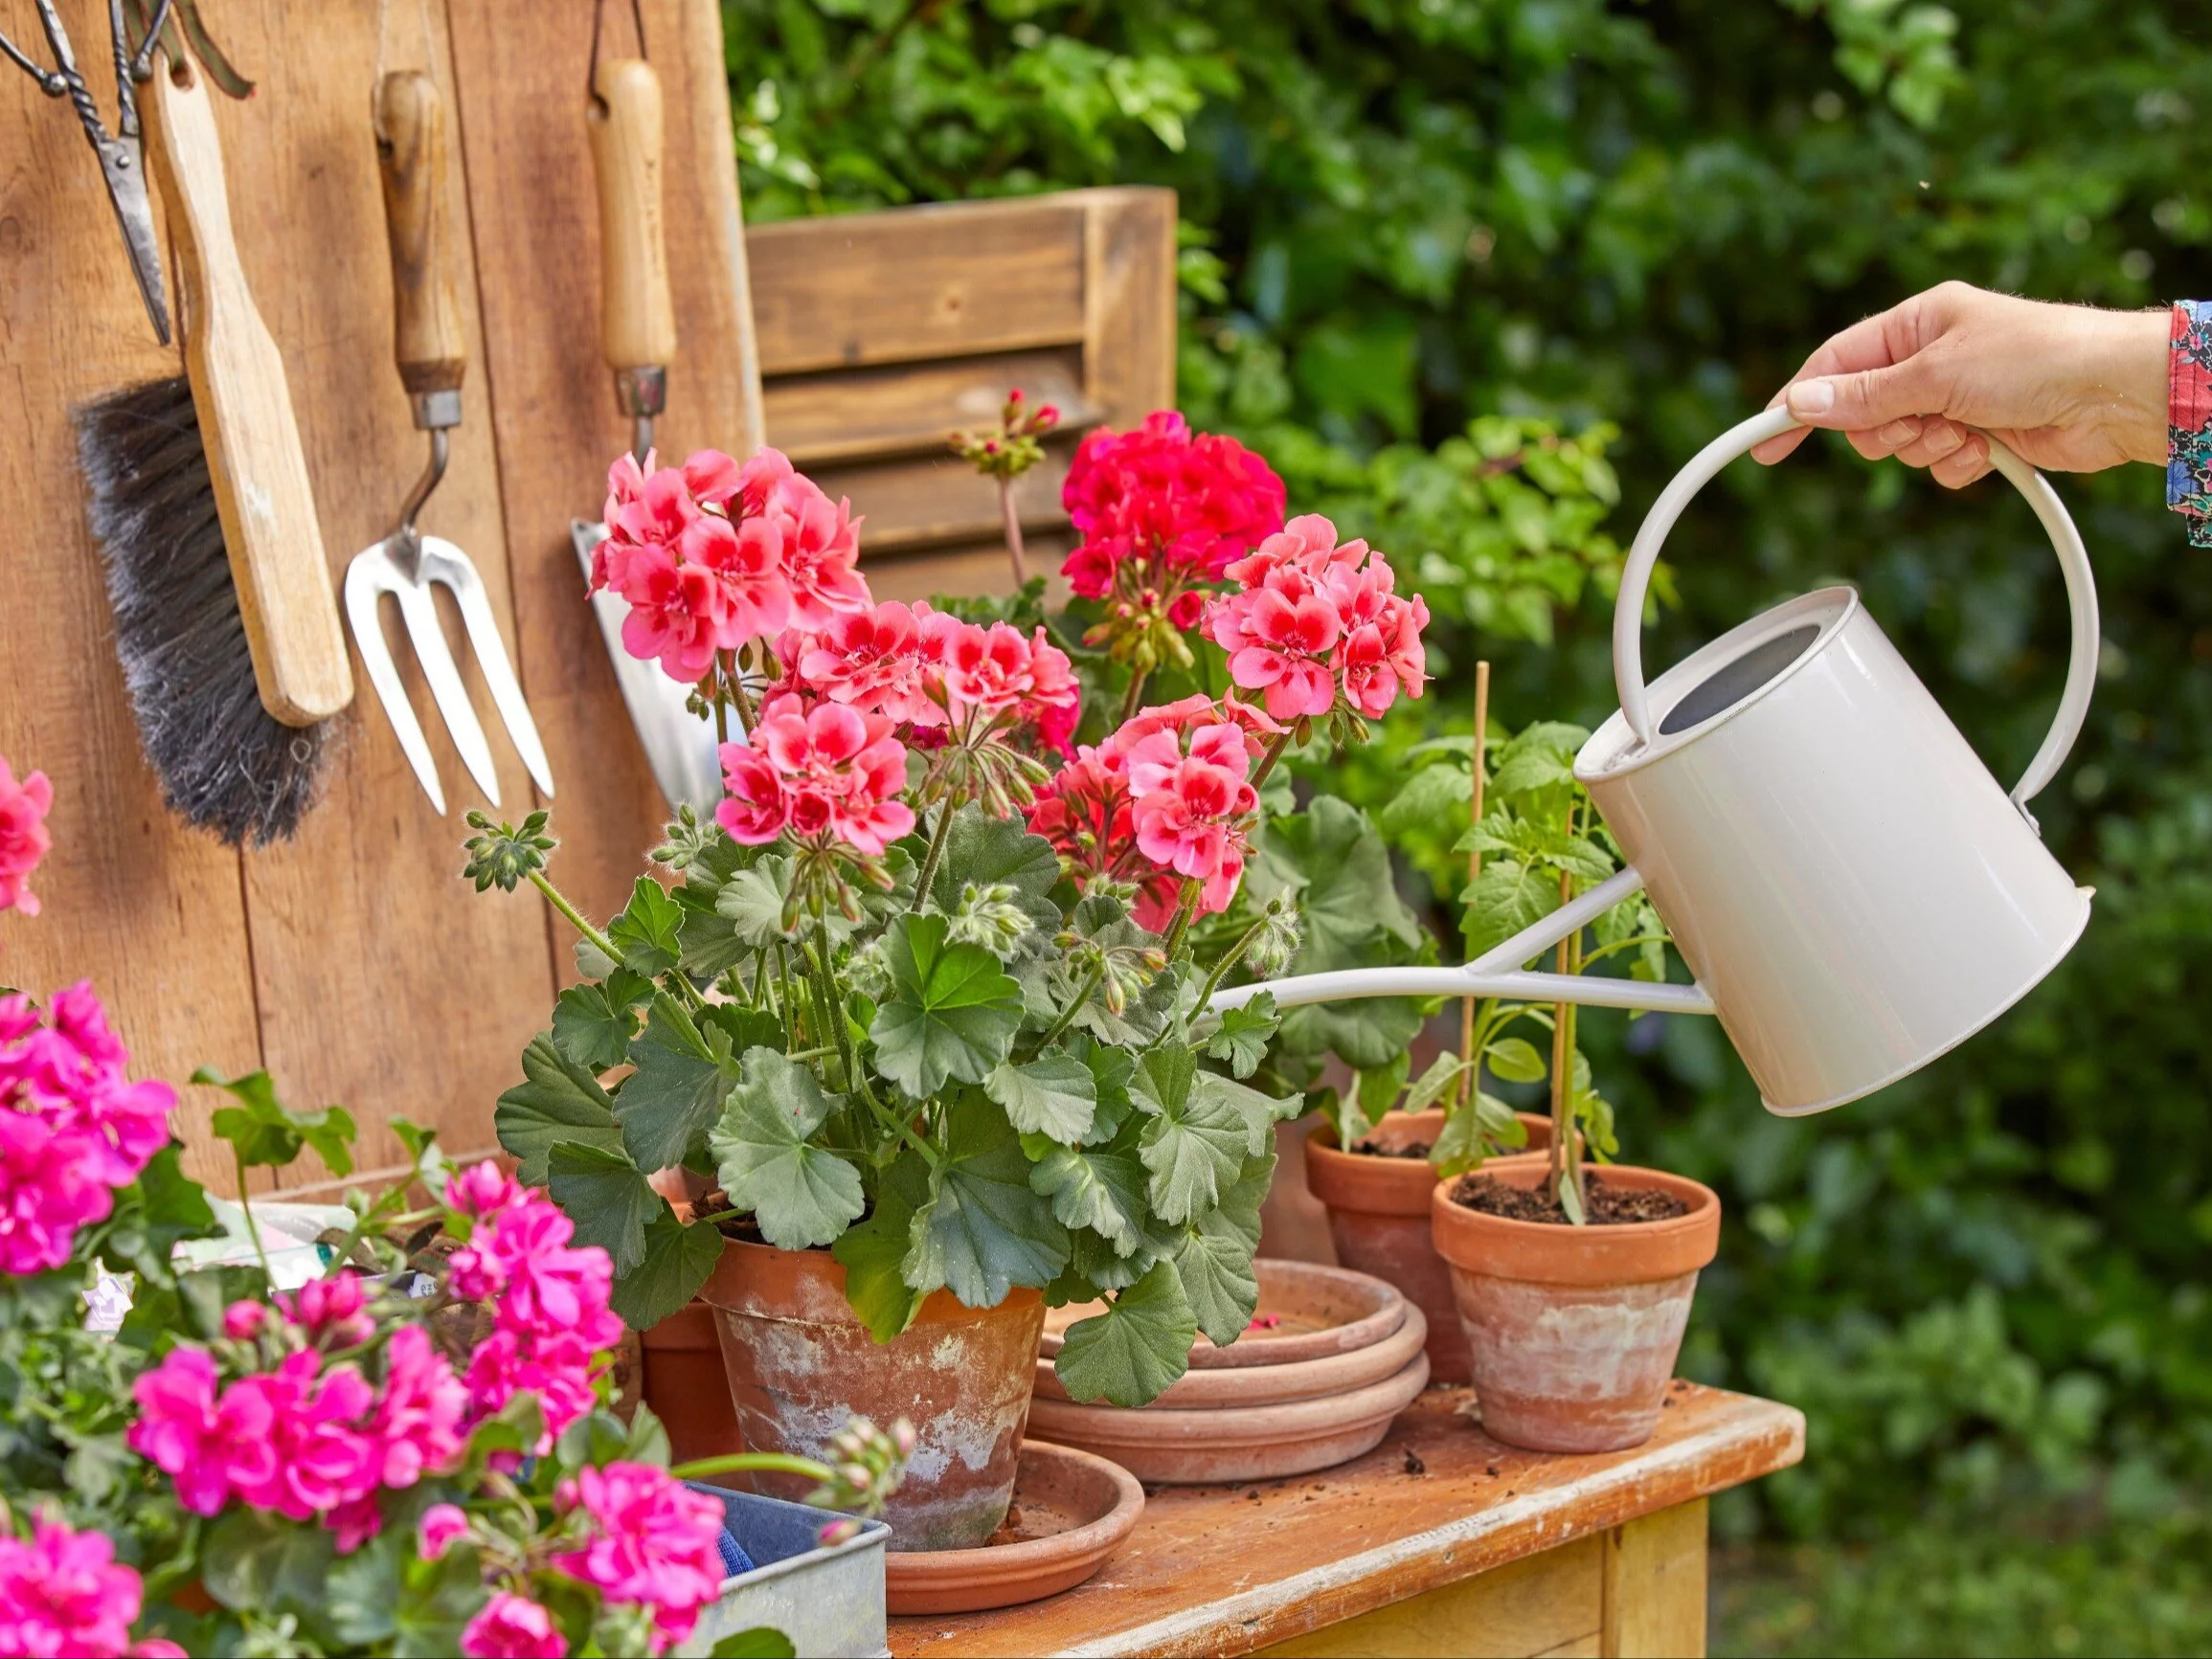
[567,53,721,815]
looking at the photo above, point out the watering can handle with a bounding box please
[1612,406,2101,814]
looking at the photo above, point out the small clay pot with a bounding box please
[640,1301,745,1478]
[1430,1162,1721,1454]
[1305,1110,1551,1385]
[699,1236,1045,1552]
[883,1440,1143,1615]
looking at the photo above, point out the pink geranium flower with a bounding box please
[716,696,915,856]
[282,1269,373,1347]
[127,1347,275,1516]
[461,1592,567,1659]
[0,1515,173,1659]
[221,1350,377,1521]
[0,755,52,918]
[418,1503,469,1560]
[1060,412,1286,597]
[736,449,870,628]
[796,602,943,726]
[553,1462,728,1653]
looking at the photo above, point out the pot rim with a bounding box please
[1027,1352,1431,1446]
[698,1230,1042,1326]
[881,1441,1142,1583]
[1430,1161,1721,1286]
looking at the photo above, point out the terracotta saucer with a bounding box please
[883,1440,1144,1616]
[1033,1303,1429,1409]
[1027,1352,1432,1484]
[1040,1259,1406,1371]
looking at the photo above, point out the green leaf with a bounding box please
[716,854,797,948]
[195,1067,356,1177]
[831,1151,932,1342]
[1028,1125,1152,1255]
[1378,760,1472,841]
[612,1208,727,1330]
[931,804,1065,930]
[1203,992,1278,1080]
[1172,1151,1274,1347]
[617,998,742,1174]
[1280,995,1423,1072]
[609,875,685,975]
[904,1095,1070,1307]
[1402,1051,1473,1115]
[1486,1036,1550,1083]
[1459,857,1563,959]
[496,1035,624,1186]
[1558,1169,1587,1225]
[712,1630,799,1659]
[395,1536,490,1653]
[1072,1037,1138,1146]
[326,1529,401,1645]
[709,1048,864,1249]
[552,967,654,1071]
[547,1141,664,1276]
[1133,1046,1240,1225]
[201,1503,337,1618]
[984,1050,1097,1143]
[1247,796,1422,964]
[1052,1260,1198,1407]
[1193,1069,1305,1155]
[869,913,1025,1097]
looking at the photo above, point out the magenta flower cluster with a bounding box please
[0,1516,183,1658]
[0,983,174,1274]
[550,1463,729,1651]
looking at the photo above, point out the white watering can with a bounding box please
[1211,406,2098,1116]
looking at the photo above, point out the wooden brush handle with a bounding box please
[373,71,467,407]
[588,57,676,374]
[144,61,353,727]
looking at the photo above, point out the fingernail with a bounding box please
[1788,380,1836,417]
[1878,419,1922,446]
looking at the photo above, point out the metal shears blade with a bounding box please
[0,0,172,344]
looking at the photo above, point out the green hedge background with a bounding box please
[722,3,2212,1649]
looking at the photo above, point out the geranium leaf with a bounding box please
[1051,1260,1198,1407]
[1135,1045,1247,1224]
[495,1037,624,1186]
[869,913,1025,1097]
[546,1141,663,1276]
[930,804,1064,934]
[1486,1036,1549,1083]
[617,997,742,1174]
[195,1067,355,1177]
[552,967,654,1072]
[1027,1123,1151,1255]
[715,855,795,949]
[984,1049,1097,1143]
[831,1151,932,1343]
[611,1208,726,1331]
[608,875,684,975]
[1172,1151,1275,1347]
[709,1048,864,1250]
[1203,992,1279,1080]
[902,1095,1070,1306]
[1192,1069,1304,1156]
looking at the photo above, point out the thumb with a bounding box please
[1786,359,1939,430]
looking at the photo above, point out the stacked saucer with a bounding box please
[1027,1260,1430,1484]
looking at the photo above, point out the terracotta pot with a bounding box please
[883,1440,1143,1615]
[1027,1352,1431,1483]
[1430,1162,1721,1454]
[641,1300,745,1479]
[699,1236,1045,1553]
[1041,1258,1406,1371]
[1305,1110,1551,1385]
[1032,1302,1429,1408]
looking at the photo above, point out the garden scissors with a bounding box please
[0,0,174,344]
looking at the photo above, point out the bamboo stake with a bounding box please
[1457,661,1490,1109]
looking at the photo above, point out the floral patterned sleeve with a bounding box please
[2168,301,2212,546]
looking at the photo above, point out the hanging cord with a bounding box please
[586,0,648,106]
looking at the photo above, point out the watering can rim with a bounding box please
[1574,583,1860,784]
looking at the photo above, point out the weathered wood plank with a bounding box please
[1255,1536,1602,1658]
[0,0,264,1183]
[1602,1498,1707,1658]
[1083,188,1179,421]
[749,198,1090,375]
[764,347,1090,467]
[860,535,1076,608]
[889,1384,1801,1659]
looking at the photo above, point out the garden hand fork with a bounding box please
[346,70,552,815]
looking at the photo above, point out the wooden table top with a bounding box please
[889,1381,1804,1659]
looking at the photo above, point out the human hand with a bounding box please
[1751,281,2169,485]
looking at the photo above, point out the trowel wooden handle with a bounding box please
[143,59,353,728]
[374,70,468,402]
[588,57,676,373]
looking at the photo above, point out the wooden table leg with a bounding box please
[1253,1496,1707,1659]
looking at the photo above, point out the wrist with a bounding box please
[2098,307,2173,466]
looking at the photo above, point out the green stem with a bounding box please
[911,802,954,913]
[1162,878,1202,956]
[713,653,731,751]
[805,935,857,1094]
[232,1150,273,1290]
[729,645,759,737]
[1035,964,1103,1051]
[1248,729,1294,793]
[527,870,621,966]
[1194,906,1275,1008]
[671,1450,839,1486]
[1117,667,1150,724]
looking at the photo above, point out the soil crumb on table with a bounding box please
[1448,1171,1689,1224]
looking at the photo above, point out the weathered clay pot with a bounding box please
[1305,1110,1551,1385]
[700,1236,1045,1552]
[641,1300,745,1478]
[1430,1162,1721,1454]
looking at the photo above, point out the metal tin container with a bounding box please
[678,1485,891,1659]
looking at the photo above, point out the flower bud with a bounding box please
[817,1517,863,1547]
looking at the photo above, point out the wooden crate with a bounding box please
[0,0,1175,1194]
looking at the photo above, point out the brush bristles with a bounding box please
[74,376,327,846]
